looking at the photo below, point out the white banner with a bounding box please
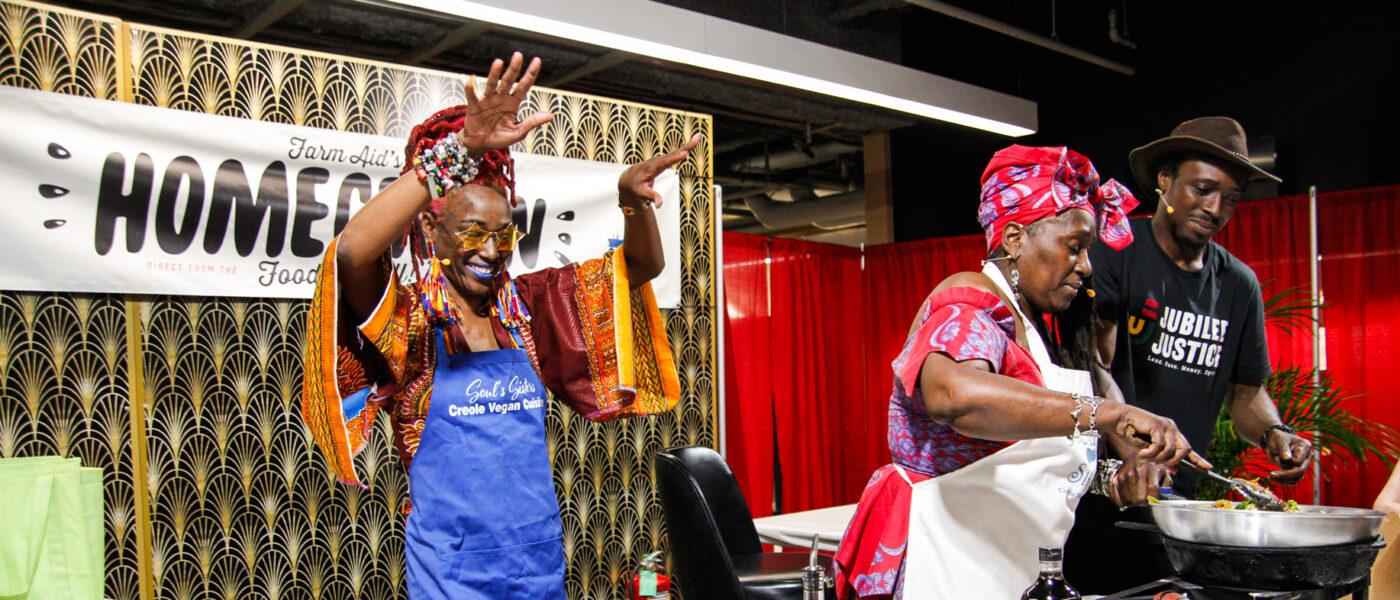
[0,86,682,308]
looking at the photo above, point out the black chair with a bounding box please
[654,445,836,600]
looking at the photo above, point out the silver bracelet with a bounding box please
[1069,393,1085,438]
[1091,457,1123,497]
[1083,394,1106,431]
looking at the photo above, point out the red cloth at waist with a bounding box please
[834,464,933,600]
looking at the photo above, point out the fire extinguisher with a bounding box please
[628,551,670,600]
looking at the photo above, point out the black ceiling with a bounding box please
[35,0,1400,242]
[889,0,1400,239]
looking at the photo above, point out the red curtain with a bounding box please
[722,233,868,515]
[860,234,988,479]
[1214,186,1400,507]
[1317,185,1400,507]
[723,185,1400,512]
[768,238,866,512]
[1214,195,1319,501]
[722,232,775,517]
[1213,195,1315,370]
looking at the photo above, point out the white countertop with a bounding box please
[751,503,856,553]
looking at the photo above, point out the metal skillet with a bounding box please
[1149,499,1386,547]
[1116,515,1387,591]
[1118,424,1385,546]
[1117,424,1382,546]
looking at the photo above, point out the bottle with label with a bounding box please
[1021,547,1081,600]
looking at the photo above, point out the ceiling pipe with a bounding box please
[715,174,853,193]
[399,21,494,63]
[542,50,633,86]
[714,123,846,154]
[743,190,866,231]
[730,222,866,238]
[719,187,772,202]
[1107,9,1137,50]
[830,0,904,23]
[232,0,306,38]
[729,141,860,173]
[902,0,1136,76]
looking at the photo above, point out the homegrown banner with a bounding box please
[0,86,682,307]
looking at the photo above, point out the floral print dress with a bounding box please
[834,286,1043,600]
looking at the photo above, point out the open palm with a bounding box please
[462,52,553,154]
[618,134,703,209]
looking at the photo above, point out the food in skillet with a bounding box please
[1207,477,1296,511]
[1211,498,1302,512]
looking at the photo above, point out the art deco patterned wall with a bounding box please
[0,3,717,599]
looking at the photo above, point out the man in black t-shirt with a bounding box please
[1095,218,1275,496]
[1064,117,1314,593]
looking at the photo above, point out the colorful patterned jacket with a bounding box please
[301,237,680,487]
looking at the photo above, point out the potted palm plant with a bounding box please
[1201,283,1400,501]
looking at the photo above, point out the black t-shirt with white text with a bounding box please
[1090,217,1272,497]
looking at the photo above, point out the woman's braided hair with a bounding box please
[397,106,521,326]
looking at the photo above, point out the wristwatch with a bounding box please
[1260,423,1297,449]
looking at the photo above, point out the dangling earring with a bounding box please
[1011,267,1021,303]
[419,238,464,324]
[1157,188,1174,214]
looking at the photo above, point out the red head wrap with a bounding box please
[977,145,1138,253]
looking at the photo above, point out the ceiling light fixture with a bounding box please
[366,0,1037,137]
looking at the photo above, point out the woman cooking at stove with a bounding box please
[834,145,1213,600]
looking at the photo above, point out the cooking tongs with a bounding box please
[1122,425,1286,511]
[1178,461,1287,511]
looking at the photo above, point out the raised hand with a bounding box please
[462,52,553,155]
[618,133,703,209]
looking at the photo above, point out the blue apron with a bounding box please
[403,333,566,600]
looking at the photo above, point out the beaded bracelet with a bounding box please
[413,133,480,199]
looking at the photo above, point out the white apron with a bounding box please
[901,263,1098,599]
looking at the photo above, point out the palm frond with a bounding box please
[1267,368,1400,465]
[1259,280,1324,336]
[1202,366,1400,499]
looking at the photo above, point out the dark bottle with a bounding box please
[1021,547,1081,600]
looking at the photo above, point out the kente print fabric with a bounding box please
[834,287,1045,600]
[301,238,681,488]
[977,145,1139,252]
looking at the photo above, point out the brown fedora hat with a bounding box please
[1128,116,1280,193]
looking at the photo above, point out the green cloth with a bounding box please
[0,457,105,600]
